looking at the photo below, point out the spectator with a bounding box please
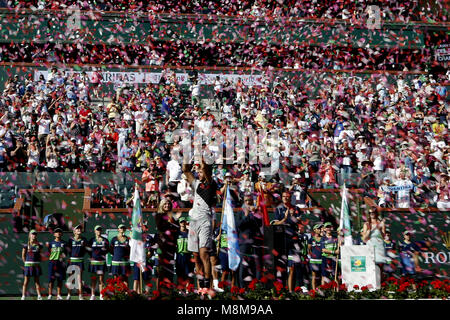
[154,198,180,290]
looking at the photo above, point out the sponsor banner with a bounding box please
[387,184,414,192]
[350,256,367,272]
[34,70,264,86]
[341,245,380,291]
[436,44,450,62]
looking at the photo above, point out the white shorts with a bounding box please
[188,218,213,253]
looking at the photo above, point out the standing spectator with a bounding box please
[436,174,450,209]
[119,140,135,172]
[9,139,27,171]
[362,209,388,281]
[394,171,414,208]
[154,198,180,290]
[36,112,51,160]
[319,158,337,189]
[190,79,200,107]
[237,194,262,287]
[166,151,182,193]
[255,172,277,208]
[273,191,301,286]
[142,159,161,208]
[0,140,7,172]
[377,177,394,208]
[177,173,194,208]
[26,140,40,171]
[289,174,308,208]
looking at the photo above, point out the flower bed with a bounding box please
[101,276,450,300]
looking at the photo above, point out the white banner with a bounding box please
[34,70,264,86]
[341,245,380,291]
[436,44,450,62]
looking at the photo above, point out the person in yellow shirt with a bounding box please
[254,109,269,129]
[432,120,445,135]
[255,172,278,208]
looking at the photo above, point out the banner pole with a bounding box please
[140,267,143,294]
[216,183,228,256]
[334,235,342,292]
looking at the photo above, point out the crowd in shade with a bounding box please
[0,65,449,210]
[0,0,447,22]
[0,42,431,72]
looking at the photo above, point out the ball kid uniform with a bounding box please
[47,240,67,282]
[110,236,130,276]
[288,232,310,288]
[398,240,420,276]
[88,236,109,275]
[67,237,87,272]
[383,239,397,274]
[133,234,156,281]
[218,230,230,273]
[308,235,323,273]
[175,230,193,279]
[320,235,338,279]
[23,243,43,277]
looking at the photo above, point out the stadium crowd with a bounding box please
[0,65,448,210]
[0,42,430,72]
[1,0,447,22]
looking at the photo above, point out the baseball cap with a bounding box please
[73,224,82,230]
[94,225,103,231]
[313,223,323,230]
[225,172,232,177]
[323,222,333,228]
[179,217,188,223]
[118,224,126,229]
[53,228,63,234]
[29,229,37,234]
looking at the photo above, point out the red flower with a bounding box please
[294,286,302,292]
[353,285,359,290]
[146,283,153,288]
[186,283,195,292]
[273,281,283,292]
[151,290,160,300]
[260,276,268,284]
[239,288,245,294]
[361,286,368,291]
[248,279,258,291]
[231,286,240,294]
